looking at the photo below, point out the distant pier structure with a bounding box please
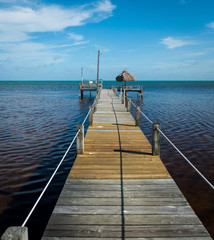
[79,78,103,98]
[79,50,103,98]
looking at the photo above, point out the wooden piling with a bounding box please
[127,98,131,112]
[152,123,160,156]
[89,106,93,126]
[76,125,84,154]
[79,90,83,98]
[125,91,128,108]
[1,227,28,240]
[94,99,97,112]
[136,106,140,126]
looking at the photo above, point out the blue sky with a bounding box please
[0,0,214,80]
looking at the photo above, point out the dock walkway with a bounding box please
[42,89,211,239]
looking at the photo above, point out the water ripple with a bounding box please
[0,81,214,239]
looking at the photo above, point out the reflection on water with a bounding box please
[0,81,94,239]
[0,81,214,239]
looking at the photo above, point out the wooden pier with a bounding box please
[79,80,102,98]
[42,89,211,239]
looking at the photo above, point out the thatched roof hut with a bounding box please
[116,69,135,86]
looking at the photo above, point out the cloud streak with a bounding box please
[206,22,214,29]
[0,0,116,42]
[160,37,198,49]
[0,0,115,72]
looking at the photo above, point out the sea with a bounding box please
[0,80,214,239]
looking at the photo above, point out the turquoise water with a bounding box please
[0,81,214,239]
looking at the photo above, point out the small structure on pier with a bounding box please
[116,69,143,99]
[79,50,102,98]
[79,79,102,98]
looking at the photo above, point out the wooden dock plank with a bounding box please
[42,89,211,239]
[43,225,209,238]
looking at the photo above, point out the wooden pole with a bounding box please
[119,88,122,99]
[1,227,28,240]
[127,98,131,112]
[76,125,84,154]
[89,105,93,126]
[141,85,143,100]
[81,67,83,84]
[136,106,140,126]
[96,50,101,93]
[152,123,160,156]
[94,99,97,112]
[125,91,128,108]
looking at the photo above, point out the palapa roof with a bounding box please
[116,69,136,82]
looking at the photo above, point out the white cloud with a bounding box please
[68,33,84,41]
[0,0,116,43]
[187,52,206,57]
[206,22,214,29]
[0,0,115,71]
[160,37,197,49]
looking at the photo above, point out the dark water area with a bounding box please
[0,80,214,239]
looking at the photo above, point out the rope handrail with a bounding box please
[157,128,214,190]
[22,104,94,227]
[22,128,80,227]
[129,99,153,125]
[81,97,98,126]
[123,95,214,190]
[82,108,91,126]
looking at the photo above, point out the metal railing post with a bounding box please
[136,106,140,126]
[89,105,93,126]
[152,123,160,156]
[76,125,84,154]
[1,227,28,240]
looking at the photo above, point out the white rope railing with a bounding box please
[22,128,80,227]
[22,104,94,227]
[123,95,214,190]
[82,108,91,126]
[157,128,214,190]
[130,99,154,125]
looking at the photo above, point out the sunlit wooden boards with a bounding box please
[69,124,171,179]
[42,89,211,239]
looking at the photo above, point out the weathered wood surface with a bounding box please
[42,89,211,239]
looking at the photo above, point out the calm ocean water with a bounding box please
[0,80,214,239]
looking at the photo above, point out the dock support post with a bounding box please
[76,125,84,154]
[119,88,122,99]
[141,86,143,100]
[125,91,128,108]
[1,227,28,240]
[152,123,160,156]
[141,91,143,100]
[94,99,97,112]
[79,90,83,99]
[123,90,125,105]
[136,106,140,126]
[89,105,93,126]
[127,99,131,112]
